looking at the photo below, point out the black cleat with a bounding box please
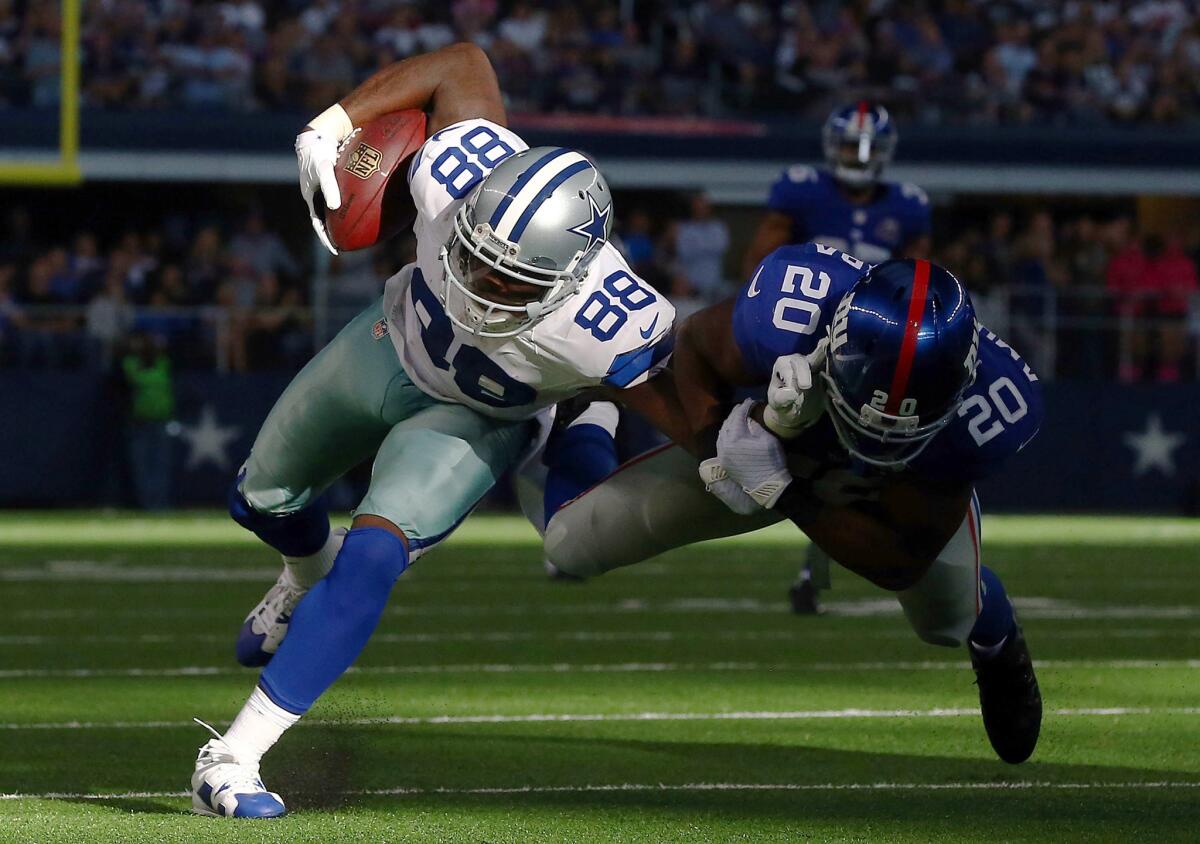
[971,624,1042,764]
[788,577,823,615]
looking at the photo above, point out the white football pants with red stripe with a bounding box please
[541,444,982,648]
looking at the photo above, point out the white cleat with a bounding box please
[191,721,285,819]
[236,528,346,666]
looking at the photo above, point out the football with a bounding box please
[325,109,428,252]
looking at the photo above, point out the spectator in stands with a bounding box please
[669,191,731,306]
[120,331,175,510]
[1140,233,1198,382]
[1009,211,1068,377]
[229,210,300,283]
[85,263,135,371]
[185,226,225,304]
[17,254,77,368]
[1057,215,1111,379]
[0,261,27,363]
[1107,220,1152,382]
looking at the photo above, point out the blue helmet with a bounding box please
[821,259,979,468]
[822,102,897,188]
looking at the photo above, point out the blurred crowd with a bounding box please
[3,0,1200,125]
[937,211,1199,381]
[0,206,315,371]
[1,196,1197,381]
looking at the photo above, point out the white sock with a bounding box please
[283,528,342,588]
[570,401,619,437]
[223,686,301,767]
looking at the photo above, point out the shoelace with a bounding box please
[193,719,265,792]
[254,579,305,622]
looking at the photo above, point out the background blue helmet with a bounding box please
[822,102,897,188]
[822,259,979,468]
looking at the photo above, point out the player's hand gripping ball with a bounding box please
[298,110,428,255]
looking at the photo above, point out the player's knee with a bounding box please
[543,517,603,579]
[228,476,329,558]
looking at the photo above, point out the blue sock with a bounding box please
[543,423,619,521]
[258,527,409,715]
[969,566,1016,650]
[228,478,329,558]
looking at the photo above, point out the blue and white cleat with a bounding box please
[191,721,286,818]
[236,528,346,666]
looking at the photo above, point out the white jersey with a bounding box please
[382,119,675,421]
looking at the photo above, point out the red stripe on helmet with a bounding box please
[884,260,931,415]
[857,100,869,129]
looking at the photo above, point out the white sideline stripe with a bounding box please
[11,597,1200,621]
[3,627,1191,646]
[3,658,1198,680]
[2,780,1198,802]
[3,706,1199,731]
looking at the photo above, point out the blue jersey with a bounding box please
[767,166,931,264]
[732,243,1042,485]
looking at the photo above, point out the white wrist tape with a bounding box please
[307,103,354,142]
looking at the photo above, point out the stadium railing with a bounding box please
[2,290,1197,379]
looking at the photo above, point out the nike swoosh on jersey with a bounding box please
[746,265,764,297]
[639,315,659,339]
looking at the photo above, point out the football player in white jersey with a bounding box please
[190,43,682,819]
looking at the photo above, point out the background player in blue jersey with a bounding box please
[537,244,1043,765]
[744,102,931,276]
[744,102,933,613]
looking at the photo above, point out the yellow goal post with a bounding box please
[0,0,81,185]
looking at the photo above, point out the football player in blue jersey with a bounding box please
[743,102,932,613]
[537,243,1043,765]
[744,102,931,275]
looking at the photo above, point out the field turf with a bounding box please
[1,511,1198,843]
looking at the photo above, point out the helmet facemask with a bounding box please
[823,119,896,189]
[820,327,978,469]
[439,200,593,339]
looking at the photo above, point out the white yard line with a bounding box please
[2,706,1198,731]
[2,658,1198,681]
[2,627,1190,647]
[1,780,1198,802]
[10,597,1200,621]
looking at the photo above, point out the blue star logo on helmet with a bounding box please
[566,194,611,254]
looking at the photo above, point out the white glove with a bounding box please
[764,337,828,438]
[295,109,348,256]
[717,399,793,509]
[698,457,763,515]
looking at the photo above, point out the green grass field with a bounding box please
[1,511,1198,843]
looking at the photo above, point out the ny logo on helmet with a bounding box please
[830,292,854,352]
[963,320,982,380]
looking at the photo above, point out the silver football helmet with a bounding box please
[440,146,613,338]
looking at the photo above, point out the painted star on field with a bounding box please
[1122,412,1186,477]
[178,405,241,472]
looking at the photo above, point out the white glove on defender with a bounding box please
[764,337,828,438]
[295,105,353,256]
[698,457,763,515]
[717,399,793,509]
